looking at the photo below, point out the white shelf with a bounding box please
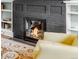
[1,20,12,24]
[1,9,12,12]
[1,0,13,3]
[63,1,78,4]
[68,12,78,14]
[68,27,78,31]
[1,28,11,32]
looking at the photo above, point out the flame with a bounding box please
[31,27,39,38]
[31,27,44,39]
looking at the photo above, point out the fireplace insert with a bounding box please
[24,17,46,43]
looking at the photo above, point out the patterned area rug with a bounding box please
[1,38,34,59]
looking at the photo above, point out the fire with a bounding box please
[31,25,44,40]
[31,27,39,38]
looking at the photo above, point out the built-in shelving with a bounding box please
[1,0,13,37]
[64,0,78,35]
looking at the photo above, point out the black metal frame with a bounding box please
[23,17,46,43]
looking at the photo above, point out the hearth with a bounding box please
[24,17,46,43]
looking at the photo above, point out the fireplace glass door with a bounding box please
[25,17,46,40]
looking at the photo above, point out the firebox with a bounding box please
[24,17,46,43]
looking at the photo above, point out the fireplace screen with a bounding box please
[25,17,46,40]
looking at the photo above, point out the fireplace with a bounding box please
[24,17,46,43]
[13,0,66,44]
